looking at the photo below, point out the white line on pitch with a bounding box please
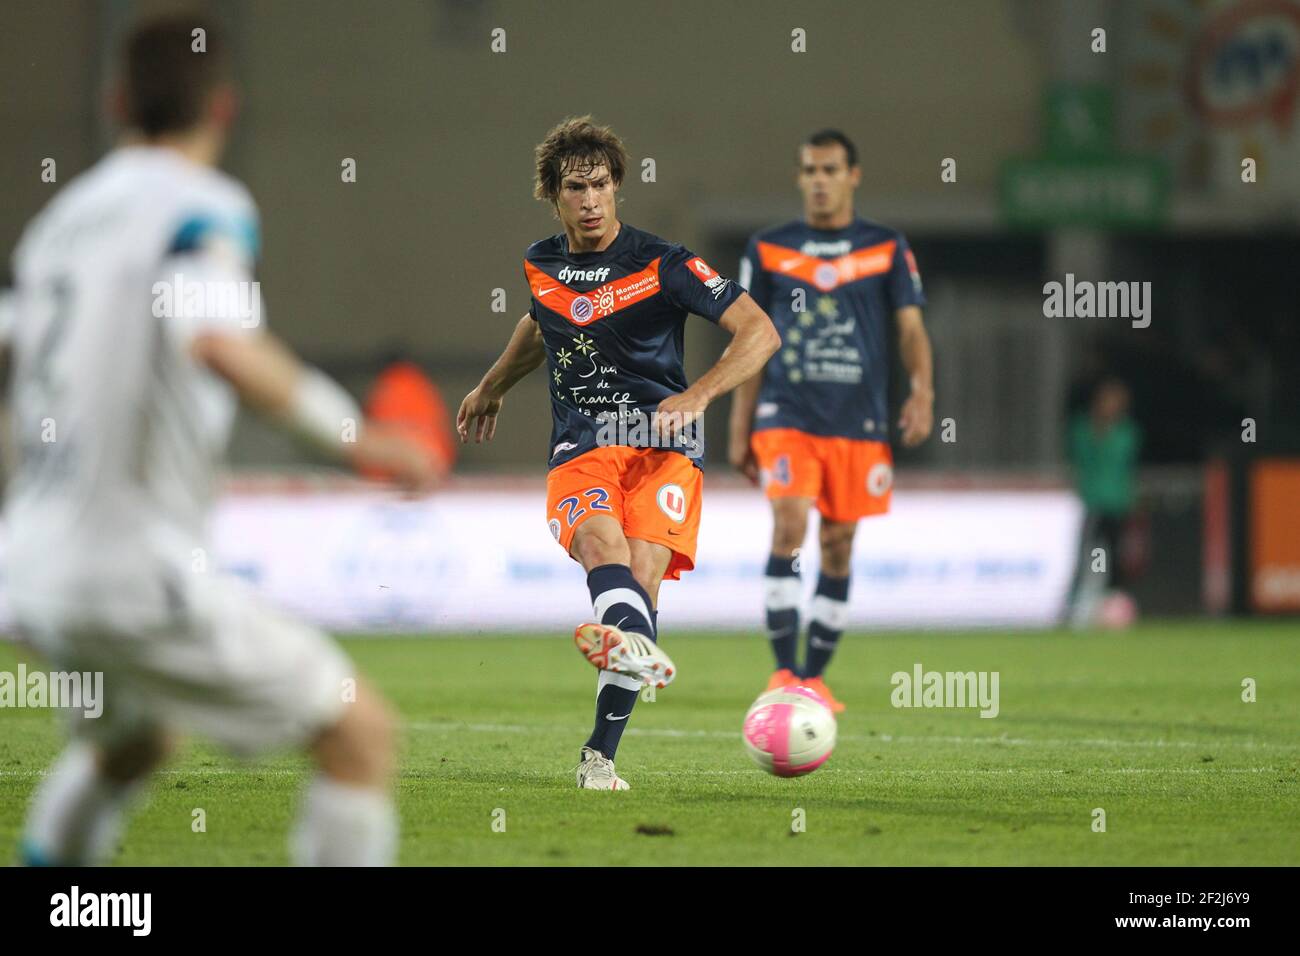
[403,720,1296,751]
[0,766,1282,779]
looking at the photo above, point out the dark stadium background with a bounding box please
[2,0,1297,621]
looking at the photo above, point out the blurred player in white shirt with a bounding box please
[2,15,437,866]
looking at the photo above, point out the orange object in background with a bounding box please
[1249,458,1300,613]
[360,361,456,481]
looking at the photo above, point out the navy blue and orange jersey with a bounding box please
[525,223,743,470]
[738,218,925,442]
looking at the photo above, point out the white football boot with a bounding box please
[575,746,630,791]
[573,622,677,689]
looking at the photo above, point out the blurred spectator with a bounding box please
[360,360,456,483]
[1067,378,1142,620]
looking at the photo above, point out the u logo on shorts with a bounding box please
[867,462,893,497]
[657,483,686,522]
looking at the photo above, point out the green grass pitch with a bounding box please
[1,621,1297,865]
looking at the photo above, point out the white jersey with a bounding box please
[4,145,262,625]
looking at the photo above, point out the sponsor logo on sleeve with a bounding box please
[686,256,733,299]
[905,248,923,295]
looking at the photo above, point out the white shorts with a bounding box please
[14,574,353,756]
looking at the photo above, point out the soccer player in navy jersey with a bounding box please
[729,130,935,712]
[457,117,779,789]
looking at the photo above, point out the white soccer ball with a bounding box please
[742,685,837,777]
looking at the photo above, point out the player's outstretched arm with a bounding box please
[896,305,934,447]
[657,292,780,443]
[456,313,544,444]
[191,329,439,493]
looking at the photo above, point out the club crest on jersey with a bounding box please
[548,518,562,541]
[813,262,840,291]
[657,483,687,523]
[867,462,893,497]
[570,296,595,323]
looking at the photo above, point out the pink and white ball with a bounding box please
[1097,590,1138,630]
[742,685,837,777]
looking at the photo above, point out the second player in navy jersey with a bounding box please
[729,130,935,712]
[739,216,925,442]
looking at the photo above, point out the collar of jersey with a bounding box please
[560,221,628,260]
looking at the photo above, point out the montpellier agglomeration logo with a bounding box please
[0,664,104,718]
[152,272,261,329]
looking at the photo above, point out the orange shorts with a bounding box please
[750,428,893,522]
[545,446,703,581]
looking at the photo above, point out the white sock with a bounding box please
[23,743,134,865]
[291,776,397,866]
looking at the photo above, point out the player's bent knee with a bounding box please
[819,523,856,576]
[770,498,810,554]
[772,518,808,555]
[313,685,396,786]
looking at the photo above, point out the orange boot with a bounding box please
[764,668,799,693]
[800,675,846,714]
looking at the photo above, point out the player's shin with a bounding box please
[586,563,657,643]
[764,554,802,673]
[20,743,139,866]
[585,670,643,759]
[804,573,850,678]
[582,564,657,758]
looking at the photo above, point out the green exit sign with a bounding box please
[1001,157,1170,229]
[1045,85,1113,158]
[1000,84,1169,229]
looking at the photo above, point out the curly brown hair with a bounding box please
[533,116,628,203]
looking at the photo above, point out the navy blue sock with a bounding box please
[584,564,655,759]
[803,573,850,678]
[764,553,801,673]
